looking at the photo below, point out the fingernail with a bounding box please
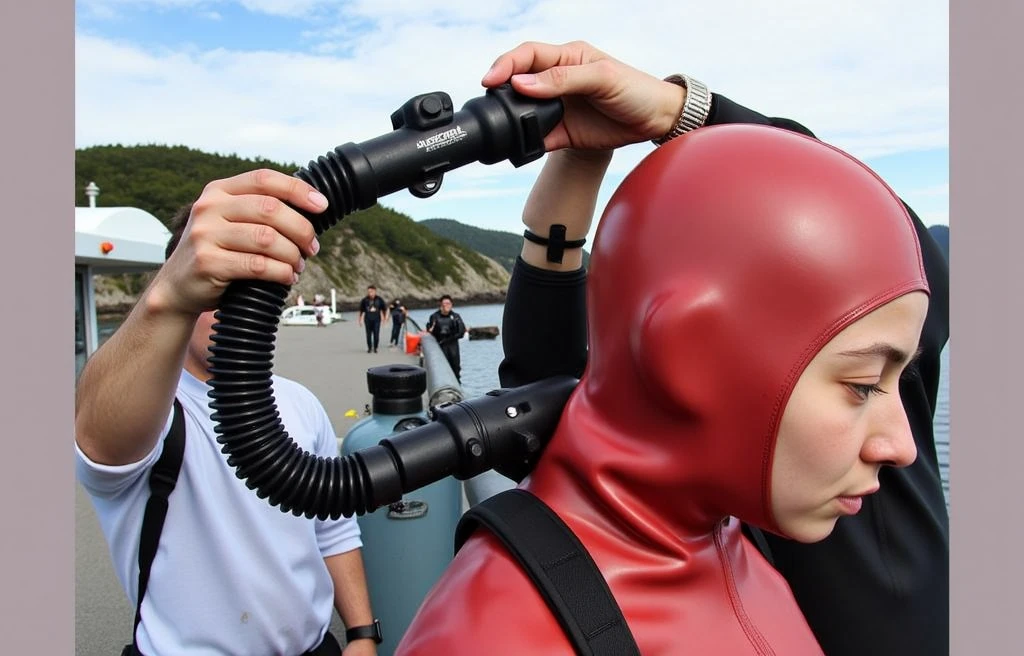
[298,258,306,273]
[309,190,329,209]
[292,272,300,284]
[311,237,320,255]
[514,73,537,86]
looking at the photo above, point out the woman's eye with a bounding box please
[847,383,888,400]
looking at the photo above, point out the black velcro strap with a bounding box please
[455,489,640,656]
[129,399,187,650]
[523,224,587,264]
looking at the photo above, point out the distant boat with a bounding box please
[281,305,336,326]
[468,326,500,340]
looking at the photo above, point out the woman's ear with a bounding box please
[631,277,731,417]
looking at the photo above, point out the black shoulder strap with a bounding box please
[455,489,641,656]
[129,399,186,648]
[742,524,776,567]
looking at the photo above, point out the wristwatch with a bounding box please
[652,73,712,145]
[345,618,383,645]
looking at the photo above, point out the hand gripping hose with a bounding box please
[206,85,566,520]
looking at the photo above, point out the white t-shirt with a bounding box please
[76,370,362,655]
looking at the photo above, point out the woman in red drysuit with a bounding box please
[396,52,930,656]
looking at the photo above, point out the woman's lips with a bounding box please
[836,495,864,515]
[836,487,878,515]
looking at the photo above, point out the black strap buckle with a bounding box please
[523,224,587,264]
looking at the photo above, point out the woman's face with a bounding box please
[770,291,929,543]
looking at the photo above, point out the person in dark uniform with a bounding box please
[357,285,388,353]
[425,295,467,381]
[482,40,948,656]
[389,299,407,348]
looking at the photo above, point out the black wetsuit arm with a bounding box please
[498,257,588,388]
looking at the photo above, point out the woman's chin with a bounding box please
[775,516,839,544]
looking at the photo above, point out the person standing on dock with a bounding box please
[388,299,407,349]
[425,295,467,382]
[357,285,388,353]
[75,196,381,656]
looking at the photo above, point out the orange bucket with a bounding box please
[405,333,421,354]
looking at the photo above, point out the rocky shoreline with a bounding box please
[95,284,508,321]
[92,228,512,320]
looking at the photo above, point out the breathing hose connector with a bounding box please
[293,83,564,234]
[347,375,578,514]
[206,85,564,520]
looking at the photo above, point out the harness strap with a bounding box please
[125,399,186,654]
[455,489,641,656]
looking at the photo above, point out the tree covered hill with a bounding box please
[420,217,591,273]
[76,144,510,311]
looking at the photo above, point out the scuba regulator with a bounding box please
[206,84,578,521]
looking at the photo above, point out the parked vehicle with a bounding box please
[281,305,334,326]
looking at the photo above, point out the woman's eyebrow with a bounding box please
[838,344,924,365]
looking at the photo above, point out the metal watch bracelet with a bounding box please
[652,74,711,146]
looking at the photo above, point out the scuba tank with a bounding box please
[341,364,463,656]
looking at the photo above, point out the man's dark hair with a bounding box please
[165,202,195,260]
[368,285,377,291]
[440,294,453,303]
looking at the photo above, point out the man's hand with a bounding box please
[147,168,327,318]
[481,40,686,151]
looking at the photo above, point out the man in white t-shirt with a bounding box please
[75,171,379,656]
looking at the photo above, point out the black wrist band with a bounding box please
[523,224,587,264]
[345,619,383,645]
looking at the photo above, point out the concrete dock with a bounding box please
[75,318,419,655]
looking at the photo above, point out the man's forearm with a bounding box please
[521,149,613,272]
[325,548,375,629]
[75,285,197,465]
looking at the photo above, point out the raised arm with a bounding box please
[498,150,611,386]
[74,170,326,466]
[484,41,687,386]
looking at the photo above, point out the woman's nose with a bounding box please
[861,394,918,468]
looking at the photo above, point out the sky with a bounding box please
[75,0,949,240]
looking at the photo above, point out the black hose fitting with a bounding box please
[206,85,564,519]
[291,83,563,235]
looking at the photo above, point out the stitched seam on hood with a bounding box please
[714,522,776,655]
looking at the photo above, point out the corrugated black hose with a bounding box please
[205,85,566,520]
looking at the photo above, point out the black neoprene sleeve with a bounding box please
[498,257,588,388]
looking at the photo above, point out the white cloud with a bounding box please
[75,0,948,229]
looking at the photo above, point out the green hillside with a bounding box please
[75,145,508,305]
[420,218,590,272]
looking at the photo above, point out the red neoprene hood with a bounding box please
[546,123,930,536]
[397,125,930,656]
